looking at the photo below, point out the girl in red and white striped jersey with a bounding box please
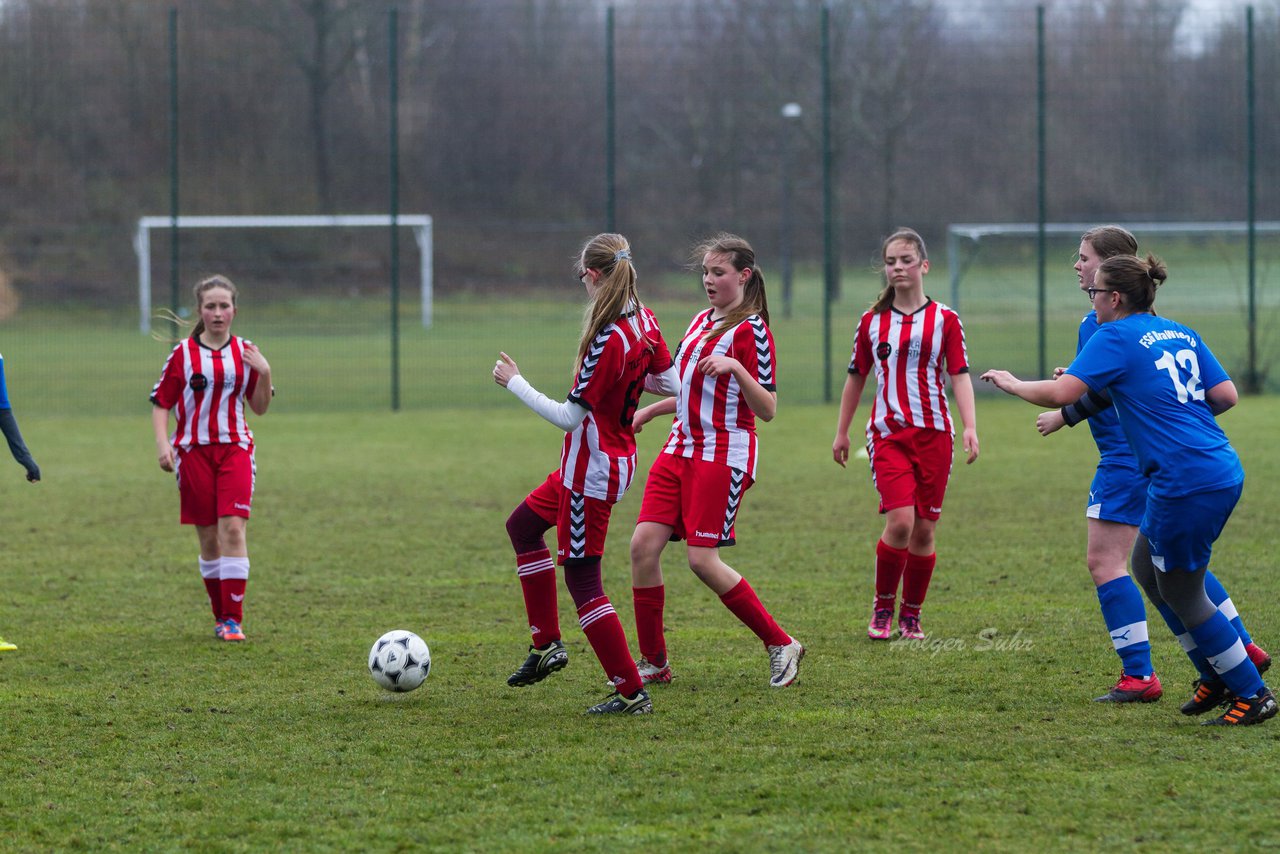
[151,275,273,643]
[833,228,979,642]
[629,233,805,690]
[493,233,676,715]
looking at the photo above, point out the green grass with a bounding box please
[3,396,1280,851]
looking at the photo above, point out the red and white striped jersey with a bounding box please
[561,307,672,501]
[848,299,968,440]
[150,335,262,451]
[661,309,777,479]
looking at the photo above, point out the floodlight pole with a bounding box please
[780,103,802,320]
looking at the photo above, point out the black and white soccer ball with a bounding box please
[368,629,431,692]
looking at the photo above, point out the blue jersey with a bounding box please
[0,352,10,409]
[1066,313,1243,500]
[1076,311,1137,467]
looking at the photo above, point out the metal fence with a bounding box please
[1,0,1277,414]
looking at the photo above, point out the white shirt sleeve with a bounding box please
[506,375,589,432]
[643,366,679,397]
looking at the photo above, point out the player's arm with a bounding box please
[643,366,679,397]
[1206,379,1238,415]
[980,369,1088,407]
[633,397,676,434]
[152,405,175,472]
[950,370,979,464]
[832,371,867,468]
[1061,388,1112,427]
[696,356,776,421]
[492,352,588,432]
[242,342,273,416]
[0,408,39,482]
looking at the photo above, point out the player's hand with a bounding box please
[1036,410,1066,436]
[241,342,271,375]
[632,405,653,434]
[493,352,520,388]
[962,428,979,464]
[1051,366,1067,379]
[833,435,850,468]
[157,443,175,472]
[696,355,739,378]
[979,369,1020,395]
[24,463,40,483]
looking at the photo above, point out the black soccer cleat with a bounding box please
[1202,689,1278,726]
[506,640,568,687]
[586,688,652,715]
[1180,677,1231,716]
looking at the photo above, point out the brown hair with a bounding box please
[693,233,769,338]
[871,227,928,312]
[1096,253,1167,314]
[574,233,650,373]
[1081,225,1138,260]
[153,274,240,343]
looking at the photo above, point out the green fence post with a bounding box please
[1246,6,1259,393]
[169,7,179,316]
[821,3,835,404]
[1036,6,1047,379]
[389,7,401,411]
[605,6,616,233]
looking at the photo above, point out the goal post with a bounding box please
[946,220,1279,388]
[134,214,434,333]
[946,220,1280,312]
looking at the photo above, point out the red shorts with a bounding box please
[175,444,256,526]
[524,471,615,566]
[637,453,751,548]
[868,428,953,521]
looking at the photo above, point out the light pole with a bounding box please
[780,102,802,319]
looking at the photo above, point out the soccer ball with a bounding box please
[368,629,431,692]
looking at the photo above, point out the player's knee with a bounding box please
[630,527,663,565]
[219,519,247,550]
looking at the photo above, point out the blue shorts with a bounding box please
[1085,461,1146,526]
[1141,482,1243,572]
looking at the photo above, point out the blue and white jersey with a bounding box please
[0,352,10,409]
[1066,313,1243,500]
[1077,311,1136,468]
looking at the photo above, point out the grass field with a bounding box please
[2,389,1279,850]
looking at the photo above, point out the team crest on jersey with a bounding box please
[189,372,209,391]
[876,342,893,360]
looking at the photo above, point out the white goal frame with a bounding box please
[134,214,434,333]
[946,220,1280,311]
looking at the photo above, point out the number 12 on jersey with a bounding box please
[1154,349,1204,403]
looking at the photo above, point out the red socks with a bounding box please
[874,539,909,612]
[578,596,642,697]
[720,578,790,647]
[221,578,247,623]
[632,585,667,666]
[899,552,937,619]
[203,578,222,619]
[516,548,559,647]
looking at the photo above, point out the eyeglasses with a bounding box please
[1086,287,1114,300]
[576,271,589,285]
